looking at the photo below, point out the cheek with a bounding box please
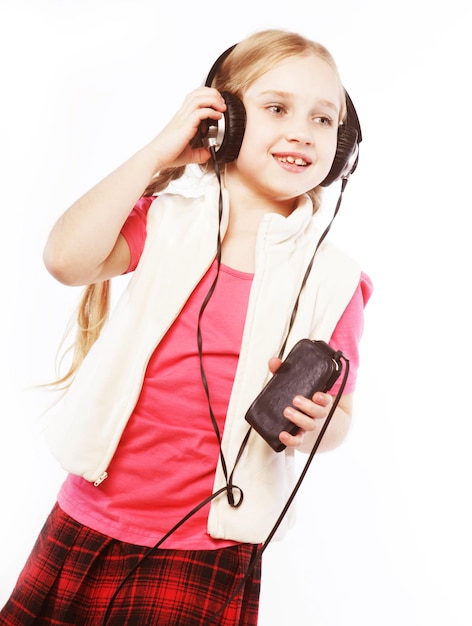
[320,134,339,170]
[311,137,338,185]
[239,116,265,151]
[325,130,339,158]
[234,122,268,167]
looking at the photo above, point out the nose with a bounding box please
[286,115,314,145]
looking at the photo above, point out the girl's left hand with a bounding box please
[268,357,334,450]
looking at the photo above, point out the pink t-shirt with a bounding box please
[58,198,372,549]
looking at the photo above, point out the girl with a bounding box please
[1,29,372,625]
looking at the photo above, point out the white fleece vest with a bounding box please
[45,174,361,543]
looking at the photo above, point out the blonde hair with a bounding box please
[54,29,345,388]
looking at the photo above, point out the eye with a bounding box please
[267,103,286,116]
[314,115,334,126]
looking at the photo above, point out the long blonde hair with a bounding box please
[54,29,346,388]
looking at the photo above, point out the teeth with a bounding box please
[278,155,307,166]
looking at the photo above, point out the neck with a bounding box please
[217,168,301,272]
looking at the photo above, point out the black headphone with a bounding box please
[199,44,362,187]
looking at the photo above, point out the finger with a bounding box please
[310,391,333,407]
[293,393,332,417]
[268,357,282,374]
[279,429,304,449]
[182,87,227,120]
[283,406,317,432]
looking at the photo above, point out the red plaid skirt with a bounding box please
[0,503,261,626]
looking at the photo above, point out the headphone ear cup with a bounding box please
[214,91,246,163]
[320,125,359,187]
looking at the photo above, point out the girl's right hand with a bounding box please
[148,87,227,172]
[43,87,227,286]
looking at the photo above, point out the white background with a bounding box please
[1,1,471,624]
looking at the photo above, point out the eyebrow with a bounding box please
[257,90,340,113]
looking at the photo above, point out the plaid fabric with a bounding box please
[0,503,261,626]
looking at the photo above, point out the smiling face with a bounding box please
[224,53,344,214]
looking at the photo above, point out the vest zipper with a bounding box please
[93,471,108,486]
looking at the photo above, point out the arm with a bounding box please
[43,88,227,286]
[280,274,372,452]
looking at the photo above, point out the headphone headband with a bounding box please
[205,45,237,88]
